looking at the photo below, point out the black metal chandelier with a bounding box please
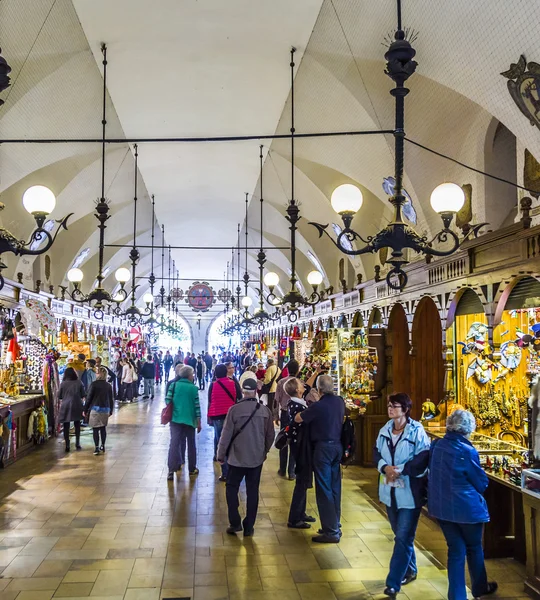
[309,0,485,291]
[249,145,281,331]
[64,44,128,318]
[263,48,325,322]
[113,145,152,326]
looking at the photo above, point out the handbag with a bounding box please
[274,426,289,450]
[225,402,260,457]
[161,383,176,425]
[261,369,279,395]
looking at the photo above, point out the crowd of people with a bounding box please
[163,352,499,600]
[59,346,499,600]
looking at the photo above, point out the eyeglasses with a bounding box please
[387,403,402,410]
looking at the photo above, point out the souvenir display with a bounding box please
[339,329,377,416]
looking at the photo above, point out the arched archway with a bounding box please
[411,297,444,420]
[387,303,410,397]
[207,313,241,354]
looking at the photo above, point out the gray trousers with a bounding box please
[168,422,196,472]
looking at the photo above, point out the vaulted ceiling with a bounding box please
[1,0,539,327]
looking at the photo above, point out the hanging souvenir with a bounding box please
[500,341,522,370]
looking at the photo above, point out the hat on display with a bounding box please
[242,379,258,391]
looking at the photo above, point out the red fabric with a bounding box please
[208,377,236,418]
[256,369,266,380]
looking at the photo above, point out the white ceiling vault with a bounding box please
[71,0,324,280]
[1,0,540,326]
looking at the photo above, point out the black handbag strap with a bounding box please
[226,402,260,457]
[217,379,236,403]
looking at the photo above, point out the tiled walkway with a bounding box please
[0,385,527,600]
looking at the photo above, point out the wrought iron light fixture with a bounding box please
[64,44,128,318]
[143,195,159,327]
[0,186,72,290]
[309,0,485,291]
[263,48,324,322]
[113,145,152,326]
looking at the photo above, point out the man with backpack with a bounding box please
[217,378,274,537]
[294,374,345,543]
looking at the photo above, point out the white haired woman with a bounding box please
[166,365,201,481]
[428,410,497,600]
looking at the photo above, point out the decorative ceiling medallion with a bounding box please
[171,288,184,301]
[218,288,232,303]
[501,55,540,130]
[186,281,216,312]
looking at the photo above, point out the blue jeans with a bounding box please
[143,378,154,397]
[313,441,342,538]
[385,503,422,591]
[438,520,488,600]
[213,417,229,478]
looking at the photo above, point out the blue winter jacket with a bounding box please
[373,418,431,509]
[428,431,489,524]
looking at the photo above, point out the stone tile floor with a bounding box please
[0,384,528,600]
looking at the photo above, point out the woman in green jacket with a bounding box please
[166,365,201,480]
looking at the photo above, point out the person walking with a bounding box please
[284,377,316,529]
[141,355,155,399]
[121,358,135,402]
[239,365,257,389]
[428,410,497,600]
[166,365,201,480]
[188,353,197,372]
[154,353,163,386]
[208,364,237,481]
[262,358,281,417]
[294,374,344,543]
[196,356,206,390]
[183,352,190,366]
[373,393,431,599]
[58,367,85,452]
[84,366,114,455]
[217,378,274,537]
[115,355,124,401]
[164,351,173,384]
[275,359,300,479]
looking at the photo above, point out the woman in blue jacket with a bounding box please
[373,393,430,599]
[428,410,497,600]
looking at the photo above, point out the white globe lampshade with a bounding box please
[143,292,154,305]
[22,185,56,215]
[115,267,131,283]
[67,268,83,283]
[331,184,363,214]
[307,270,323,286]
[264,271,280,288]
[113,292,124,303]
[430,183,465,214]
[241,296,252,308]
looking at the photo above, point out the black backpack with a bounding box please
[340,417,357,466]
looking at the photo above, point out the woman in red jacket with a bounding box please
[208,364,238,481]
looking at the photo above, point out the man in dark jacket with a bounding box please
[140,355,155,399]
[295,374,344,544]
[217,378,274,537]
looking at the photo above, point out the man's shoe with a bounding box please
[100,445,105,454]
[166,472,174,481]
[303,515,316,523]
[142,395,149,399]
[288,521,311,529]
[277,470,285,477]
[383,587,397,599]
[288,474,296,481]
[189,468,199,476]
[151,395,154,400]
[226,525,242,535]
[243,528,254,537]
[218,475,227,482]
[317,528,342,538]
[402,572,417,585]
[65,444,70,453]
[312,534,339,544]
[76,444,82,451]
[474,582,498,599]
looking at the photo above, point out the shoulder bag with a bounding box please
[161,382,176,425]
[225,402,260,457]
[261,369,279,395]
